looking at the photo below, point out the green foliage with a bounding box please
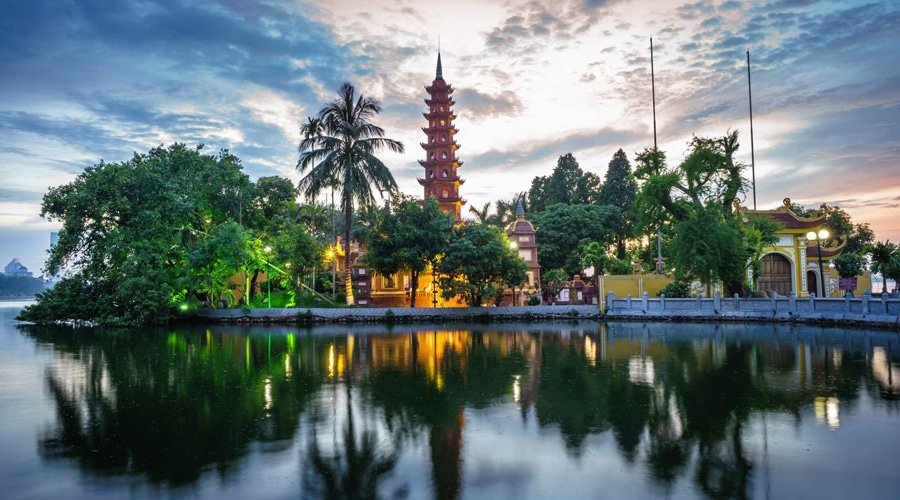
[668,208,748,293]
[790,203,875,254]
[605,257,632,275]
[833,252,866,279]
[438,224,528,307]
[527,295,541,306]
[741,214,782,291]
[528,154,601,211]
[598,149,638,258]
[578,241,631,276]
[0,275,46,298]
[541,268,569,301]
[867,241,900,284]
[297,82,404,306]
[531,203,621,276]
[363,195,454,307]
[658,280,691,298]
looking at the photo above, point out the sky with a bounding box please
[1,0,899,276]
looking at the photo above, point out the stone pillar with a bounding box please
[607,291,614,313]
[641,292,649,313]
[789,292,797,313]
[660,293,666,310]
[714,292,721,314]
[798,237,808,295]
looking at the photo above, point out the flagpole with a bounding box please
[651,37,663,274]
[747,48,757,210]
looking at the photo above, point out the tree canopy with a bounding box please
[528,154,602,211]
[530,203,621,277]
[437,224,527,307]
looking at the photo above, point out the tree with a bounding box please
[187,221,249,308]
[527,154,601,211]
[833,253,866,279]
[668,208,749,296]
[742,214,781,292]
[363,196,454,307]
[790,203,874,254]
[867,241,900,293]
[438,224,527,307]
[296,82,404,305]
[20,144,253,325]
[541,268,569,304]
[598,149,638,258]
[530,203,622,276]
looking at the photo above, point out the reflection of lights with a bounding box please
[512,375,521,403]
[872,347,899,395]
[328,344,336,379]
[814,396,840,430]
[285,354,292,380]
[628,356,655,385]
[435,373,445,392]
[584,337,597,366]
[264,377,273,412]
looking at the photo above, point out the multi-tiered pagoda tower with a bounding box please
[418,52,464,220]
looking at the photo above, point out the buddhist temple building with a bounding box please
[746,198,871,297]
[501,202,541,305]
[418,52,465,220]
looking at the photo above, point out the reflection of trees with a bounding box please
[27,327,323,485]
[301,385,398,500]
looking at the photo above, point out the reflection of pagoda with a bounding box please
[418,52,464,221]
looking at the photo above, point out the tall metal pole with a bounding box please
[651,37,663,274]
[747,49,757,210]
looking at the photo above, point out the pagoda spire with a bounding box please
[436,51,443,80]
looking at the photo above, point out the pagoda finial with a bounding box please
[516,201,525,218]
[436,51,443,80]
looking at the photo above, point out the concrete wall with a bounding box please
[597,275,673,299]
[604,290,900,328]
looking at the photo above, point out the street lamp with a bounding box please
[806,228,830,296]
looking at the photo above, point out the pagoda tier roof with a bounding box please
[745,198,827,230]
[421,126,459,135]
[805,240,847,259]
[418,159,463,167]
[420,142,460,150]
[417,177,465,185]
[425,98,455,106]
[422,111,458,120]
[425,84,454,94]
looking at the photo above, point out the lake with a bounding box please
[1,303,899,499]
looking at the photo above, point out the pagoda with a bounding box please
[418,52,464,220]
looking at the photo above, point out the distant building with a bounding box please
[4,258,33,278]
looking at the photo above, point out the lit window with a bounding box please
[428,170,434,178]
[442,169,448,177]
[429,152,435,160]
[441,189,449,198]
[358,268,365,275]
[441,135,446,142]
[441,152,447,160]
[440,119,445,126]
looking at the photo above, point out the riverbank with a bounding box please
[183,296,900,330]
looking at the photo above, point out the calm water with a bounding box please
[1,305,899,499]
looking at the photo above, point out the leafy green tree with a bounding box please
[741,214,781,292]
[790,203,874,254]
[438,224,527,306]
[187,221,249,308]
[833,252,866,279]
[527,154,601,211]
[867,241,900,293]
[296,82,404,305]
[668,208,749,295]
[20,144,253,325]
[363,196,454,307]
[531,204,621,276]
[541,268,569,303]
[598,149,638,258]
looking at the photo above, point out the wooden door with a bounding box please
[757,253,792,296]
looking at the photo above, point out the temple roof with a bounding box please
[745,197,827,230]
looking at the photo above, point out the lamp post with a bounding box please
[325,247,336,300]
[806,229,830,297]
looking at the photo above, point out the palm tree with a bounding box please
[297,83,403,305]
[867,241,900,294]
[468,202,491,224]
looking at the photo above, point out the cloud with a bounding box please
[455,89,524,120]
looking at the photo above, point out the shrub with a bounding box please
[658,280,691,298]
[527,295,540,306]
[834,252,866,279]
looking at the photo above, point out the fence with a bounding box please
[604,290,900,327]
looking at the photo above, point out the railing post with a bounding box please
[883,293,889,314]
[641,292,649,313]
[844,293,851,313]
[696,294,702,310]
[809,293,815,311]
[714,292,721,314]
[660,293,667,310]
[733,293,739,310]
[789,292,797,313]
[770,294,776,313]
[862,289,871,315]
[607,291,615,313]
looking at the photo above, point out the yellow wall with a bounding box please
[598,274,673,299]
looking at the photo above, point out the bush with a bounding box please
[527,295,540,306]
[658,280,691,298]
[384,309,395,322]
[834,252,866,279]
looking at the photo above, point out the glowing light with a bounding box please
[178,303,189,312]
[628,356,655,385]
[328,344,336,379]
[264,245,272,254]
[264,377,273,411]
[509,241,518,250]
[512,375,521,403]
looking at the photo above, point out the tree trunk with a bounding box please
[344,199,354,306]
[410,270,419,308]
[616,237,626,260]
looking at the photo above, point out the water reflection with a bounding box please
[18,322,900,498]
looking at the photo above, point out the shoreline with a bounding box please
[183,304,900,330]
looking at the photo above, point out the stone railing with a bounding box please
[604,291,900,328]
